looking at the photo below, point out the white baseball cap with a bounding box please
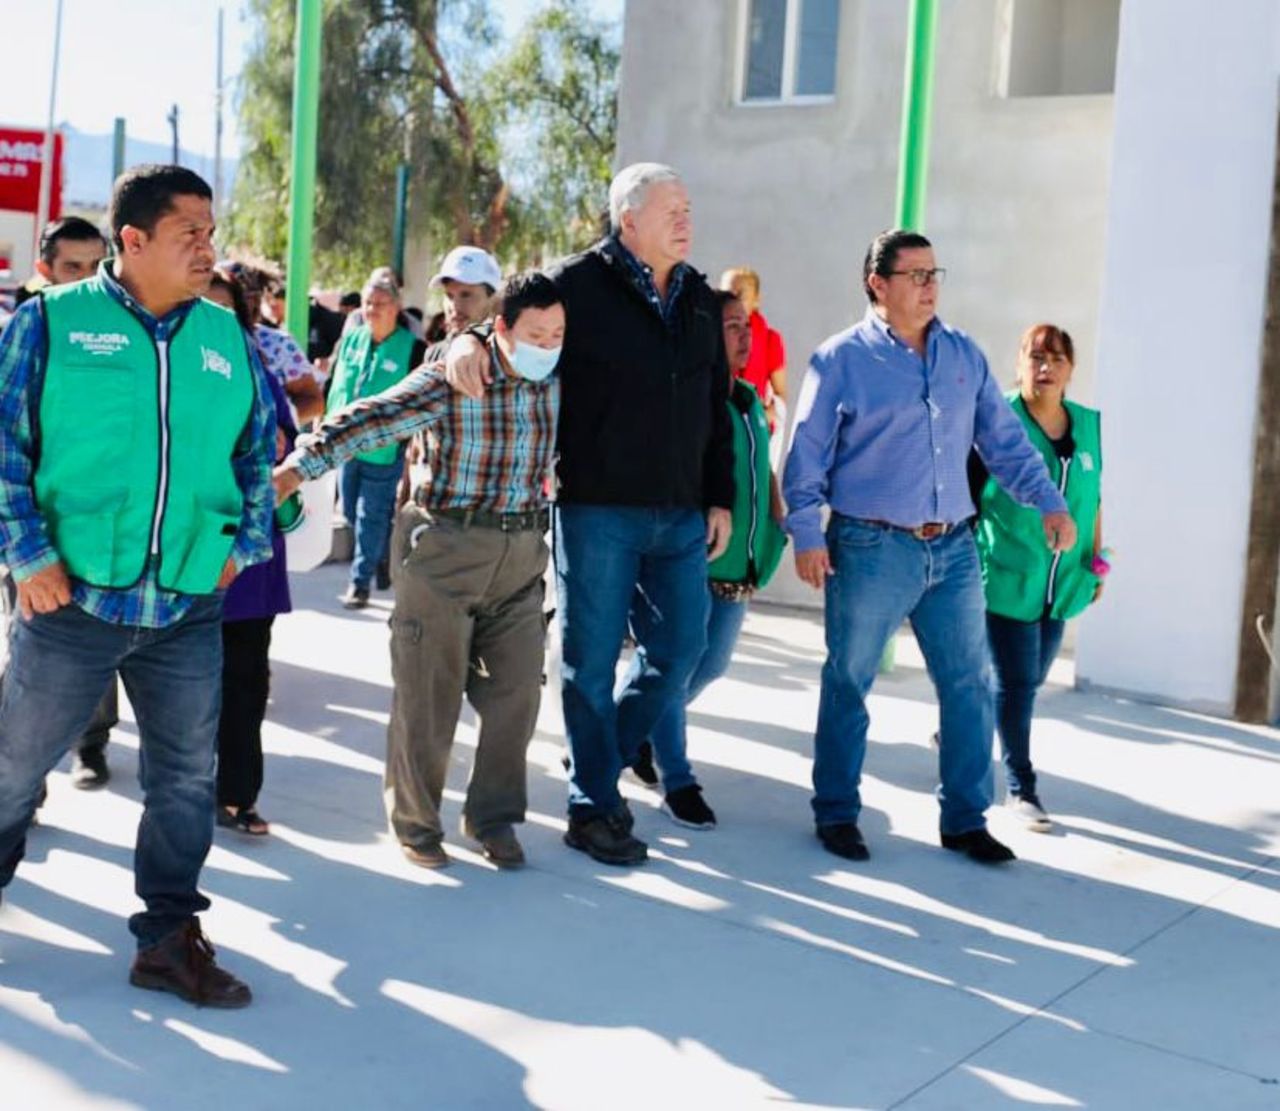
[429,246,502,291]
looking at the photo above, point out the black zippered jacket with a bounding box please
[550,241,735,511]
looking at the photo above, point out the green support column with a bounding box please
[285,0,322,347]
[882,0,940,675]
[112,118,126,183]
[392,163,409,282]
[894,0,939,231]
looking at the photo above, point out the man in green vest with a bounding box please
[325,273,424,608]
[0,164,276,1008]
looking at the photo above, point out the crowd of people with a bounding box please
[0,159,1104,1009]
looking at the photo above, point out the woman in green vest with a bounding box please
[325,273,422,608]
[975,323,1106,832]
[627,290,788,829]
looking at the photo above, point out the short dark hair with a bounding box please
[209,267,255,332]
[108,164,213,250]
[496,270,562,329]
[863,228,932,304]
[339,290,361,310]
[714,289,742,311]
[39,216,106,265]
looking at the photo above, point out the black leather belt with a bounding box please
[859,518,960,541]
[429,506,550,532]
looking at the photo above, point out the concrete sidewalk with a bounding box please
[1,562,1278,1110]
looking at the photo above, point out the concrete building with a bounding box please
[615,0,1280,720]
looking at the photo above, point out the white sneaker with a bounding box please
[1008,795,1052,832]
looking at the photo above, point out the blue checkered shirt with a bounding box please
[0,265,276,628]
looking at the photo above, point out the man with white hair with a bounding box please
[446,162,734,865]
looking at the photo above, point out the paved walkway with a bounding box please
[2,562,1278,1110]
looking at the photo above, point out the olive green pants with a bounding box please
[385,505,548,849]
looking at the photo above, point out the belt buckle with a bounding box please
[914,523,945,540]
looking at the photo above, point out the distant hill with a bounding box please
[61,124,238,207]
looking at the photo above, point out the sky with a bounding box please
[4,0,625,159]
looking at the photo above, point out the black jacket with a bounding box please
[551,241,734,510]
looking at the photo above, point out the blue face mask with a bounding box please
[511,340,561,382]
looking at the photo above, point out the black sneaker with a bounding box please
[342,585,370,610]
[662,785,716,830]
[941,828,1016,864]
[817,822,869,861]
[564,811,647,865]
[72,747,110,790]
[630,741,659,788]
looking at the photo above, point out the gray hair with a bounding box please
[608,162,682,232]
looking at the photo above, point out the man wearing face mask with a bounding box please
[273,271,563,870]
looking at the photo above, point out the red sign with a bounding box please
[0,127,63,219]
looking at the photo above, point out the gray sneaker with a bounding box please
[1009,795,1052,832]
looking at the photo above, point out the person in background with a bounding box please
[14,217,109,308]
[429,247,501,351]
[207,268,296,837]
[974,323,1104,832]
[424,310,448,345]
[307,293,346,363]
[628,289,787,829]
[3,216,119,791]
[783,228,1076,866]
[224,260,325,422]
[325,271,425,608]
[720,266,786,435]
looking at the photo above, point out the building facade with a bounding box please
[616,0,1280,718]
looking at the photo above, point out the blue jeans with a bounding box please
[340,454,404,590]
[630,587,747,793]
[555,506,709,818]
[814,516,994,835]
[986,611,1065,801]
[0,595,225,948]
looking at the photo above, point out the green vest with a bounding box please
[326,324,415,464]
[36,276,255,594]
[708,381,787,587]
[976,394,1102,622]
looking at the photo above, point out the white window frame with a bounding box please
[734,0,838,107]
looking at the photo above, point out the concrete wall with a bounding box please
[617,0,1114,605]
[1075,0,1280,713]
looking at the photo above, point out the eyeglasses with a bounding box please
[888,268,946,287]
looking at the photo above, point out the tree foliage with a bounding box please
[225,0,619,287]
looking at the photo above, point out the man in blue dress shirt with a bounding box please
[783,229,1076,865]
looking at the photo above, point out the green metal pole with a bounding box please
[894,0,939,231]
[285,0,322,347]
[111,117,126,183]
[881,0,938,676]
[392,163,409,283]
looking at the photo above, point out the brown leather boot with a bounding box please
[129,920,252,1008]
